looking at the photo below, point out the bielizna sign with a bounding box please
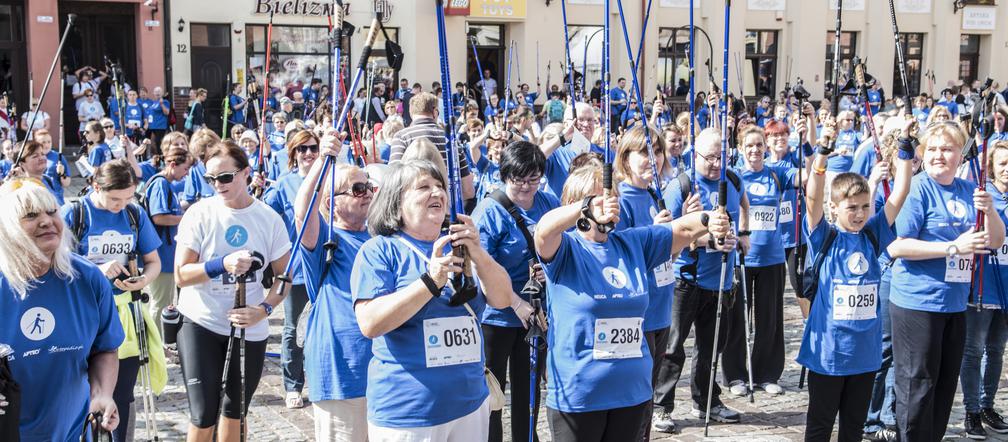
[253,0,343,17]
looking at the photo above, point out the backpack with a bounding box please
[674,169,743,203]
[545,100,565,124]
[70,199,142,253]
[800,226,879,302]
[183,102,195,131]
[137,174,174,246]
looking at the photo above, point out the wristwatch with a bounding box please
[577,196,596,232]
[258,302,274,316]
[558,133,569,146]
[946,243,960,257]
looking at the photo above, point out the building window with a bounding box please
[959,34,980,85]
[567,25,603,99]
[359,25,399,86]
[658,27,690,97]
[892,33,924,97]
[246,24,348,99]
[745,30,778,98]
[824,31,857,91]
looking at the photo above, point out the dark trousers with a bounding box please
[722,263,786,386]
[784,244,807,296]
[805,370,874,442]
[890,304,966,442]
[639,327,670,441]
[281,284,308,393]
[653,280,733,412]
[111,356,140,442]
[548,400,649,442]
[483,324,544,442]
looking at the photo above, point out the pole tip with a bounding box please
[67,13,78,22]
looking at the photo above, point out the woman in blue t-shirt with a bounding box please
[81,120,113,177]
[959,140,1008,437]
[351,161,525,440]
[294,141,374,440]
[798,116,914,441]
[473,140,558,442]
[61,159,164,442]
[534,160,728,441]
[886,123,1006,441]
[0,179,124,439]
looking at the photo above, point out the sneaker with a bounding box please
[692,404,741,423]
[652,408,679,434]
[285,391,305,409]
[863,427,898,442]
[981,408,1008,434]
[966,412,988,440]
[728,380,749,397]
[760,382,784,395]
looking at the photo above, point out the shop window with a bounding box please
[959,34,980,86]
[246,24,349,98]
[658,27,690,97]
[745,30,778,97]
[892,32,924,97]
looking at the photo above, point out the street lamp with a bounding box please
[663,25,714,96]
[582,28,604,99]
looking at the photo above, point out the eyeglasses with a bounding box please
[336,181,376,197]
[696,151,721,164]
[203,170,241,185]
[509,174,542,188]
[102,125,114,129]
[295,143,319,154]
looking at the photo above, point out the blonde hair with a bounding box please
[921,121,967,155]
[560,160,620,205]
[0,179,77,298]
[926,106,952,126]
[402,138,448,181]
[615,124,665,183]
[409,92,439,117]
[988,140,1008,181]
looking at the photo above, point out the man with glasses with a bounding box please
[540,101,606,202]
[652,127,750,433]
[20,99,50,140]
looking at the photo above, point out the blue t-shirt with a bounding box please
[768,156,803,249]
[525,92,539,106]
[138,161,159,183]
[145,175,181,273]
[350,233,489,428]
[973,182,1008,309]
[754,105,771,127]
[44,151,69,203]
[663,170,743,290]
[616,181,676,331]
[741,165,794,267]
[108,99,121,131]
[609,87,628,115]
[473,156,503,201]
[473,191,559,327]
[268,130,286,154]
[183,160,216,204]
[828,129,861,173]
[300,221,372,402]
[797,214,895,376]
[620,108,642,128]
[145,99,169,130]
[866,89,882,114]
[0,158,10,180]
[124,102,145,135]
[62,196,162,292]
[0,255,124,440]
[88,142,113,169]
[891,174,977,313]
[542,143,578,202]
[913,108,930,127]
[543,226,674,412]
[483,104,499,119]
[851,139,878,178]
[228,94,246,125]
[264,172,305,284]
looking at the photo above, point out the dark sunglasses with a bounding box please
[102,125,114,129]
[203,170,240,185]
[336,181,376,197]
[295,143,319,154]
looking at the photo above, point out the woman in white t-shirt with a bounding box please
[174,141,292,441]
[77,89,106,136]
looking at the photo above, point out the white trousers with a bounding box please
[313,397,369,442]
[367,398,490,442]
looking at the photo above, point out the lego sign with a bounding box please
[445,0,471,15]
[469,0,525,19]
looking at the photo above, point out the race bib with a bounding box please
[945,254,972,283]
[423,316,482,368]
[779,200,793,224]
[832,284,878,321]
[996,243,1008,266]
[86,231,133,266]
[749,205,777,231]
[654,258,675,288]
[593,317,643,360]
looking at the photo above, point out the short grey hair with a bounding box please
[695,127,721,155]
[367,160,447,237]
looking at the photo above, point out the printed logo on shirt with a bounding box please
[225,225,249,247]
[649,205,658,218]
[709,192,719,206]
[946,200,967,219]
[602,266,628,289]
[846,252,869,276]
[748,182,769,196]
[20,307,55,341]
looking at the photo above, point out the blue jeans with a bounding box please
[282,284,309,393]
[960,308,1008,413]
[864,263,895,433]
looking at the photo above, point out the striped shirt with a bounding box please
[388,116,470,177]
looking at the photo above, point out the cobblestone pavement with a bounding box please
[131,293,1008,441]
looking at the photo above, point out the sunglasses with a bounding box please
[295,143,319,154]
[336,181,376,197]
[203,170,241,185]
[102,125,114,129]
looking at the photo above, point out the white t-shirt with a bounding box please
[77,99,105,131]
[72,79,100,108]
[175,196,292,341]
[21,110,49,137]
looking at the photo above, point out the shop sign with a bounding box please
[253,0,343,17]
[896,0,930,13]
[445,0,471,15]
[748,0,785,10]
[469,0,526,19]
[962,6,996,30]
[283,58,300,72]
[374,0,393,22]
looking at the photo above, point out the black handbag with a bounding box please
[0,344,21,441]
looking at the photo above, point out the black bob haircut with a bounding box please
[500,140,546,183]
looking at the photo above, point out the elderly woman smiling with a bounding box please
[351,160,528,440]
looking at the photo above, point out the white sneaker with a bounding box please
[728,380,749,397]
[692,404,741,423]
[760,382,784,395]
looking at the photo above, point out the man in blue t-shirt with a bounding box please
[652,127,750,432]
[609,78,628,132]
[145,86,171,147]
[228,82,248,130]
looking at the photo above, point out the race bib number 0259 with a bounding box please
[832,284,877,321]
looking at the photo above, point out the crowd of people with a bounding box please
[3,22,1008,442]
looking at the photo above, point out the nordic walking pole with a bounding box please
[739,254,754,404]
[689,0,698,190]
[888,0,913,119]
[16,13,76,164]
[469,36,495,119]
[704,1,731,436]
[853,58,890,199]
[252,11,275,199]
[559,0,578,106]
[218,255,263,442]
[128,254,159,441]
[503,40,514,132]
[222,74,231,139]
